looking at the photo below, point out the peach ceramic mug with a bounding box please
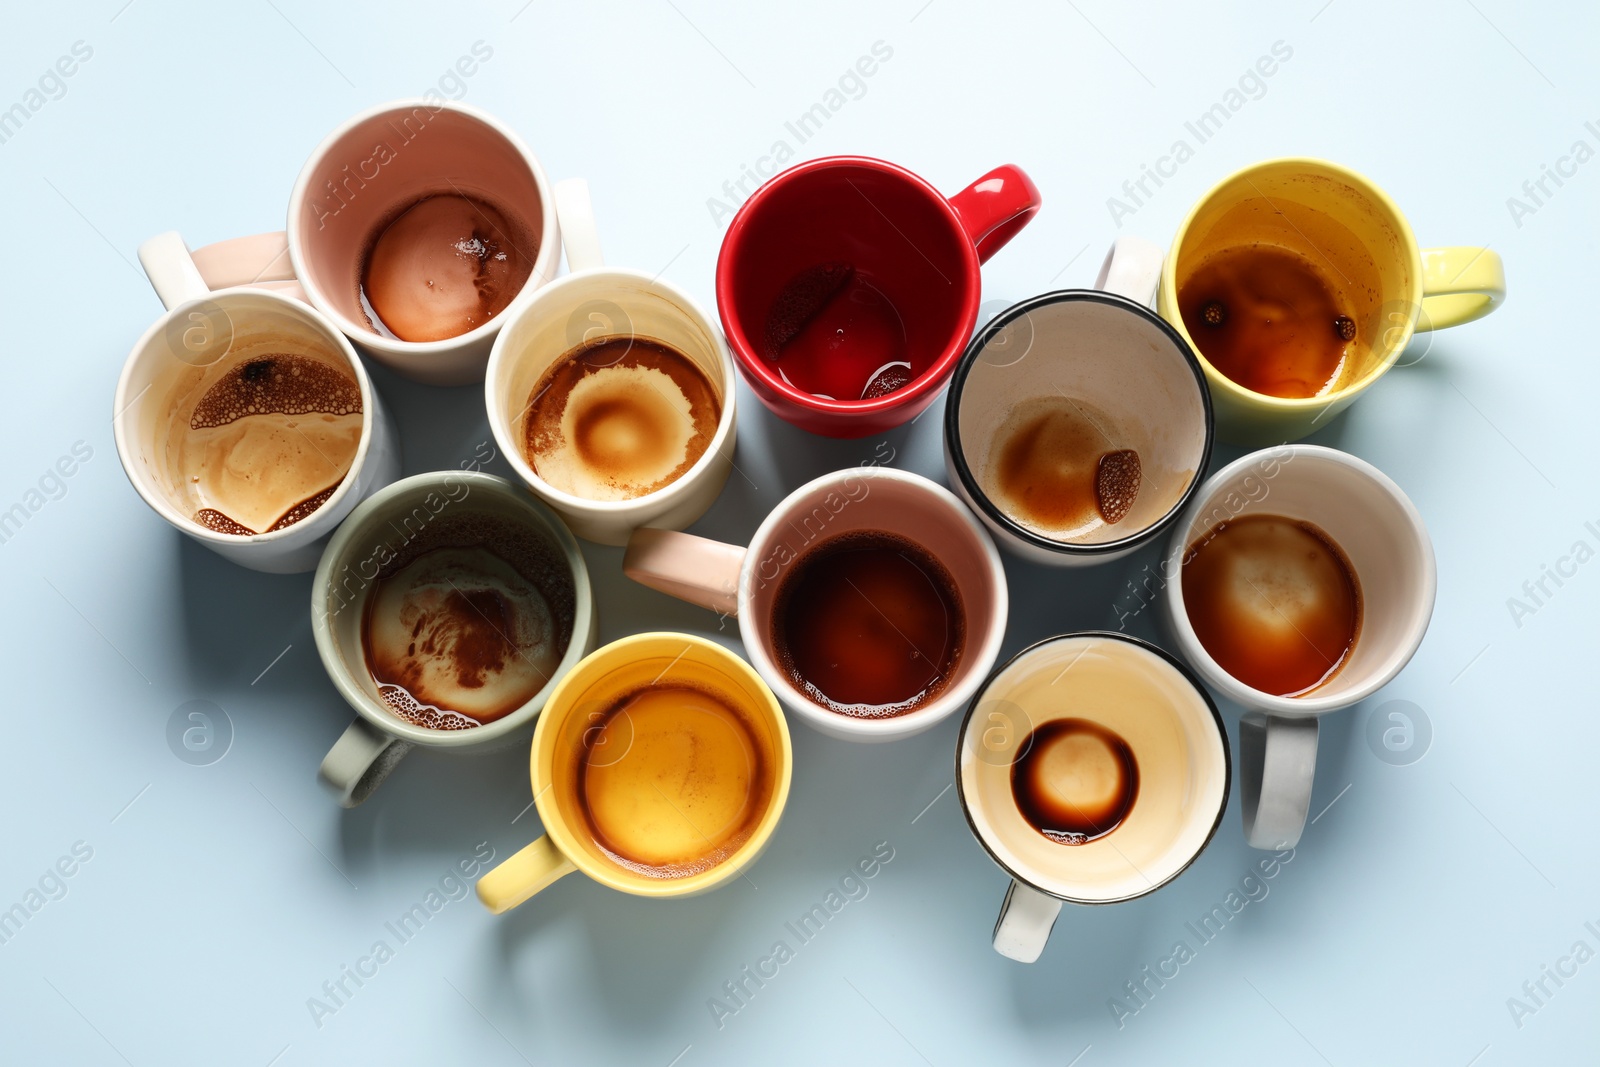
[1160,445,1436,849]
[157,99,565,386]
[622,467,1009,742]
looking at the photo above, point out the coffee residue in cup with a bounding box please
[360,511,577,730]
[761,263,914,401]
[989,397,1142,537]
[1181,514,1362,696]
[359,192,535,342]
[769,530,964,718]
[576,682,774,878]
[522,337,721,501]
[176,353,363,535]
[1011,718,1139,844]
[1177,244,1357,399]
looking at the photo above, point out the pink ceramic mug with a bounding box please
[145,99,564,386]
[622,467,1009,742]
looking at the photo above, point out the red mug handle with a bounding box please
[948,164,1042,265]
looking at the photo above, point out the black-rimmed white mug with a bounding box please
[956,631,1230,962]
[943,237,1213,566]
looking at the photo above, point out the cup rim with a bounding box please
[309,470,595,749]
[484,265,739,517]
[112,286,378,546]
[944,288,1215,555]
[953,630,1232,905]
[527,631,794,897]
[736,465,1010,739]
[1160,156,1424,412]
[285,97,561,358]
[1161,444,1438,717]
[714,154,982,420]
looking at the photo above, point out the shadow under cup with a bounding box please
[958,633,1229,905]
[946,292,1212,562]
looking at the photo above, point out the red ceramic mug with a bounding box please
[716,157,1041,438]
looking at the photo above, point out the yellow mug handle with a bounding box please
[475,835,577,914]
[1417,246,1506,331]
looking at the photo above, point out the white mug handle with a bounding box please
[992,880,1063,963]
[1094,235,1164,307]
[554,178,603,273]
[1239,713,1319,849]
[138,231,212,310]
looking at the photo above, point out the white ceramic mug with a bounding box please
[622,466,1008,742]
[944,237,1213,566]
[1161,445,1436,848]
[484,180,738,545]
[957,632,1230,962]
[115,233,400,574]
[165,99,565,386]
[311,471,596,806]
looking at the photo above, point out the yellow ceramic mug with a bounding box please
[477,632,792,913]
[1156,158,1506,444]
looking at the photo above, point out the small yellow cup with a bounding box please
[476,633,792,913]
[1156,158,1505,444]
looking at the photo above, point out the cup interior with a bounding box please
[533,634,791,895]
[720,160,977,407]
[1167,447,1436,712]
[958,633,1229,903]
[739,468,1005,732]
[291,102,553,347]
[950,293,1211,548]
[313,472,591,747]
[487,269,733,506]
[1171,160,1414,398]
[115,290,373,540]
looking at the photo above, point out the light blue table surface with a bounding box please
[2,1,1596,1063]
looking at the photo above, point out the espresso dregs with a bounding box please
[523,337,721,501]
[360,192,536,343]
[770,531,964,718]
[361,511,576,730]
[577,683,773,878]
[167,352,363,535]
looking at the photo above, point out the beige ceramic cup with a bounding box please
[484,180,738,546]
[311,472,596,806]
